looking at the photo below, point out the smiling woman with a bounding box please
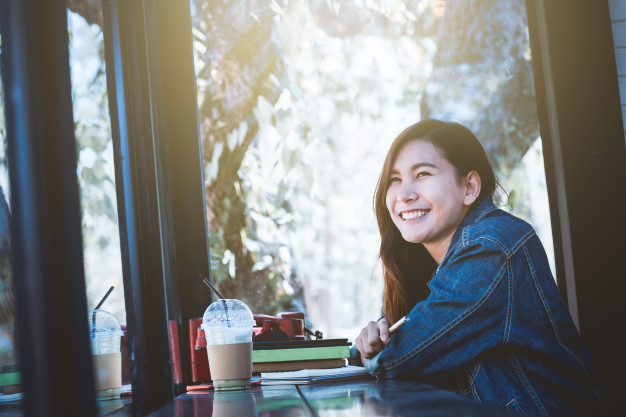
[382,121,496,265]
[355,119,605,416]
[385,140,477,263]
[372,120,499,325]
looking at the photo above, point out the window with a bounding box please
[68,8,126,324]
[191,0,554,338]
[609,0,626,144]
[0,31,21,405]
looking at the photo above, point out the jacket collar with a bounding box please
[458,196,496,229]
[438,197,496,268]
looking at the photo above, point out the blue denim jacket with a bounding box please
[364,198,604,416]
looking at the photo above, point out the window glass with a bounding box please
[191,0,553,338]
[608,0,626,144]
[0,6,126,405]
[67,8,126,324]
[0,31,23,404]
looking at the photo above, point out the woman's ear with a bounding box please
[463,171,481,206]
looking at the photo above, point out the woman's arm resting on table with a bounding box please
[372,238,507,378]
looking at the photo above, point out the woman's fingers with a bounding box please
[355,329,367,364]
[378,318,390,344]
[366,321,384,352]
[354,321,384,359]
[356,325,374,359]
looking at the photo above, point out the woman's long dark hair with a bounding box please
[374,119,499,324]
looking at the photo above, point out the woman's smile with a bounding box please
[399,209,430,221]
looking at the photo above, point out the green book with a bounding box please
[252,345,350,363]
[0,371,20,387]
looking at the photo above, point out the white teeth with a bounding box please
[401,210,428,220]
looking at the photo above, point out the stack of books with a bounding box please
[252,339,351,373]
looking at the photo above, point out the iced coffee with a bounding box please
[88,309,123,399]
[201,299,255,391]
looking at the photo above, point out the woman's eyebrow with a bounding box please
[410,162,437,170]
[391,162,437,175]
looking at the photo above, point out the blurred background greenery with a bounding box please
[0,0,554,372]
[187,0,552,338]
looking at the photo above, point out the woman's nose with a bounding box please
[397,182,417,202]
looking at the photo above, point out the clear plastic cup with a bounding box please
[201,299,255,391]
[88,309,123,399]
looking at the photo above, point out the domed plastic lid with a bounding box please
[88,309,123,336]
[202,299,254,328]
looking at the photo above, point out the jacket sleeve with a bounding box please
[372,237,508,379]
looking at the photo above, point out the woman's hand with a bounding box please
[355,318,390,363]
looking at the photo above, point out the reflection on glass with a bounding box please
[191,0,553,338]
[297,380,509,416]
[421,0,554,273]
[0,32,22,403]
[67,9,126,324]
[212,391,257,417]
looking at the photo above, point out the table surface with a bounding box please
[110,378,516,417]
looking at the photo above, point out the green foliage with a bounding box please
[0,35,16,367]
[193,0,300,315]
[192,0,549,336]
[191,0,442,324]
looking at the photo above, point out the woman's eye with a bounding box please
[416,172,431,179]
[389,177,401,184]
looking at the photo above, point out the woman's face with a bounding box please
[385,139,473,262]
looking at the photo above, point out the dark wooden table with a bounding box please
[0,379,519,416]
[113,378,516,417]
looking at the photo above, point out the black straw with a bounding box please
[95,286,115,310]
[202,278,230,327]
[221,299,231,328]
[202,277,225,299]
[91,285,115,339]
[92,286,114,338]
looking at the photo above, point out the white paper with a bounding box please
[260,365,369,385]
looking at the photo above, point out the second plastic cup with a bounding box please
[201,299,255,391]
[88,309,123,399]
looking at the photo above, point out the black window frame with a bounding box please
[1,0,211,415]
[527,1,626,414]
[101,0,213,412]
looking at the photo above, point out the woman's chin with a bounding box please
[400,231,425,245]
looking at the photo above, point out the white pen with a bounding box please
[388,316,409,333]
